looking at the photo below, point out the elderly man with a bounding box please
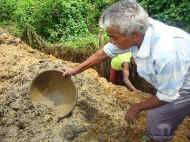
[62,0,190,142]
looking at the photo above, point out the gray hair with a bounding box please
[99,0,149,35]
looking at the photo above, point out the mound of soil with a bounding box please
[0,29,189,142]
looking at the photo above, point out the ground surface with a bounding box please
[0,30,189,142]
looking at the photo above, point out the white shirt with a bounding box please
[103,18,190,102]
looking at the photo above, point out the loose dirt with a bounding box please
[0,30,189,142]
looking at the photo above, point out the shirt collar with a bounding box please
[136,18,153,58]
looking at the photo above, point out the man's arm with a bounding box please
[125,57,190,123]
[62,49,110,76]
[136,95,166,111]
[75,49,109,73]
[125,95,166,123]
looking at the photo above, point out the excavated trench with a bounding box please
[0,30,190,142]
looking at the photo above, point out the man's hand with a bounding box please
[125,103,141,124]
[62,67,78,77]
[125,96,165,124]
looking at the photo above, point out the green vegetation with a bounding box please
[0,0,116,48]
[139,0,190,32]
[0,0,17,21]
[0,0,190,49]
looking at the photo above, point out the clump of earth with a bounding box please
[0,29,189,142]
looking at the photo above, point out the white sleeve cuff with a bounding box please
[103,43,118,58]
[156,91,180,102]
[103,42,130,58]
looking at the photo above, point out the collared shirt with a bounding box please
[103,18,190,102]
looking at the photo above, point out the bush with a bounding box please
[32,0,116,42]
[13,0,116,43]
[63,34,99,49]
[2,0,190,45]
[0,0,17,21]
[139,0,190,32]
[32,0,89,42]
[1,0,115,44]
[14,0,40,27]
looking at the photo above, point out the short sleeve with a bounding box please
[103,42,129,58]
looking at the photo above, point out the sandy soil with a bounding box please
[0,30,189,142]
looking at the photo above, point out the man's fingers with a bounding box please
[126,116,136,127]
[62,67,77,77]
[62,72,66,76]
[62,70,73,78]
[125,113,136,126]
[62,70,69,77]
[128,121,136,128]
[126,117,134,124]
[62,72,70,77]
[62,67,70,76]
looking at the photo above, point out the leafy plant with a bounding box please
[0,0,17,21]
[1,0,190,46]
[139,0,190,32]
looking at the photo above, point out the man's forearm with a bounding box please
[74,49,109,74]
[138,95,167,112]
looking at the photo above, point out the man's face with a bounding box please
[106,27,137,49]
